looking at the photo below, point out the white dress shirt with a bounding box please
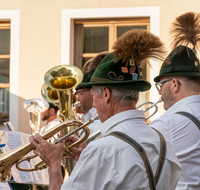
[61,110,181,190]
[80,107,102,139]
[40,118,60,134]
[150,95,200,190]
[40,118,60,143]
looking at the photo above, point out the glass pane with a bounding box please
[82,57,93,68]
[83,27,108,53]
[0,88,9,124]
[141,62,147,80]
[0,59,9,83]
[0,29,10,54]
[117,25,147,38]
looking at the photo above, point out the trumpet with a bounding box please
[0,116,100,182]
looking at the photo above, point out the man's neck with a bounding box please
[101,102,136,122]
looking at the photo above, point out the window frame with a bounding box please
[61,7,161,120]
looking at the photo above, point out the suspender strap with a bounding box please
[176,111,200,130]
[151,128,166,185]
[107,131,156,190]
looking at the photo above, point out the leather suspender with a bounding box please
[151,128,166,185]
[107,130,166,190]
[176,111,200,130]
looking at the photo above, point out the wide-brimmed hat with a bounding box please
[154,12,200,82]
[82,29,166,91]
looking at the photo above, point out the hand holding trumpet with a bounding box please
[29,133,64,168]
[64,135,87,161]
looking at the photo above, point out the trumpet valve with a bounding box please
[63,147,72,156]
[35,161,48,171]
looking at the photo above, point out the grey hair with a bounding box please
[92,86,139,105]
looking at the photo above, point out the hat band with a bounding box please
[91,77,113,82]
[160,65,200,74]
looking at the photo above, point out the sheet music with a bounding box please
[0,130,49,185]
[0,182,12,190]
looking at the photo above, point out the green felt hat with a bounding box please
[82,29,166,91]
[154,45,200,82]
[75,70,95,90]
[82,53,151,91]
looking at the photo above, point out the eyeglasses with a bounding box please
[155,78,182,92]
[75,89,89,96]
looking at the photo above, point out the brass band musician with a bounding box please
[75,52,109,139]
[150,12,200,190]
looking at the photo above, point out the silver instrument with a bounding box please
[24,98,49,134]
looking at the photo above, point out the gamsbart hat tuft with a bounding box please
[82,29,166,91]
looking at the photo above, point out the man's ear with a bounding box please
[49,108,55,115]
[172,78,180,93]
[102,87,111,103]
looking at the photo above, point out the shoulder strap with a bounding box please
[151,128,166,185]
[107,131,156,190]
[175,111,200,130]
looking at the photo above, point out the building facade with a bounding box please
[0,0,198,133]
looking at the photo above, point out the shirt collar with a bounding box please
[82,107,97,121]
[166,95,200,113]
[100,110,145,136]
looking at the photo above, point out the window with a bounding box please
[0,22,10,124]
[74,18,150,103]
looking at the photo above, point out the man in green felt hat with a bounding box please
[74,52,109,139]
[29,29,181,190]
[150,12,200,190]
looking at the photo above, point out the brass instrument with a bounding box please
[0,65,88,182]
[0,119,91,182]
[41,65,83,176]
[136,98,162,120]
[85,98,163,144]
[73,101,81,110]
[24,98,49,134]
[43,65,83,121]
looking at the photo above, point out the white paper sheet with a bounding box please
[0,182,12,190]
[0,130,49,185]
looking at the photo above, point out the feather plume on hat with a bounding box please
[82,51,110,74]
[169,12,200,55]
[112,29,166,68]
